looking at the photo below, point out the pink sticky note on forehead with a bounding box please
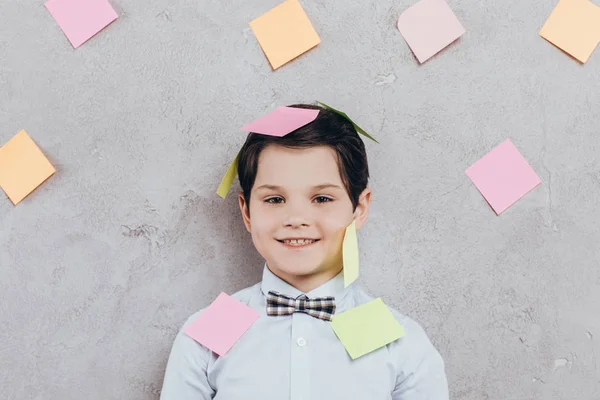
[184,292,260,356]
[465,139,541,215]
[397,0,465,63]
[240,106,319,137]
[45,0,118,49]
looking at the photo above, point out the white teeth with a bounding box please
[283,239,315,246]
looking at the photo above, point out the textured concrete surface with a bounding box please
[1,0,600,399]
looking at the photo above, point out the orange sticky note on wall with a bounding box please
[0,130,56,205]
[249,0,321,70]
[539,0,600,63]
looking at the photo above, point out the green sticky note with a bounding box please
[331,298,405,360]
[216,152,239,199]
[316,101,379,144]
[342,220,359,287]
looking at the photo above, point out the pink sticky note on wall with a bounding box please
[45,0,118,49]
[240,106,319,137]
[397,0,465,63]
[465,139,541,215]
[184,292,260,356]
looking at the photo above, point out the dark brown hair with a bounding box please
[237,104,370,210]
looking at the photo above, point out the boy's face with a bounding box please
[238,145,371,292]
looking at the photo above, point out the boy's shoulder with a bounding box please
[353,288,448,395]
[181,282,262,329]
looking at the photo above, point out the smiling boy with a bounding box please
[160,104,449,399]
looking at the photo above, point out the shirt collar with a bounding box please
[260,263,353,302]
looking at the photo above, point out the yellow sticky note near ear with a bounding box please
[0,130,56,205]
[249,0,321,70]
[342,220,359,287]
[539,0,600,63]
[216,152,239,199]
[331,298,405,360]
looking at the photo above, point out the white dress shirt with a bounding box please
[160,265,449,400]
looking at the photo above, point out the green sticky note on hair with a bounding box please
[216,152,239,199]
[316,101,379,144]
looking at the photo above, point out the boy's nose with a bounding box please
[283,215,310,228]
[282,201,312,227]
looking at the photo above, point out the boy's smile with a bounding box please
[238,144,371,293]
[277,238,320,247]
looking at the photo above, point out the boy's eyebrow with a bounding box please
[255,183,344,191]
[312,183,344,190]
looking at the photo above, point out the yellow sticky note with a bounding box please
[249,0,321,70]
[342,220,359,287]
[331,298,405,360]
[216,152,239,199]
[539,0,600,63]
[0,130,56,205]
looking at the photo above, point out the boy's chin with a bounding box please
[269,260,326,278]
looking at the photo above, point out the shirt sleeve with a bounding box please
[160,314,215,400]
[391,317,449,400]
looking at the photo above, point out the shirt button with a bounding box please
[296,337,307,347]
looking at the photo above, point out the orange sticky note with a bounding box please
[0,130,56,205]
[249,0,321,70]
[539,0,600,63]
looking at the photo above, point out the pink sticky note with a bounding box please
[397,0,465,63]
[240,106,319,137]
[465,139,541,215]
[184,292,260,356]
[45,0,118,49]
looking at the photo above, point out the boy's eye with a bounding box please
[265,196,284,204]
[314,196,333,203]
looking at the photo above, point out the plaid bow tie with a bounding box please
[266,290,336,321]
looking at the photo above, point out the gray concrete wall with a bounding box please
[1,0,599,399]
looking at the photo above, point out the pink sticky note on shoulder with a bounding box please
[465,139,541,215]
[45,0,118,49]
[240,106,319,137]
[184,292,260,356]
[397,0,465,63]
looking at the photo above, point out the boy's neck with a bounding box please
[267,263,343,294]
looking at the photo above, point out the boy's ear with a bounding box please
[238,191,252,232]
[354,188,372,231]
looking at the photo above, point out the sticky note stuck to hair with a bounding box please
[316,101,379,144]
[216,152,239,199]
[184,292,260,356]
[465,139,541,215]
[342,220,359,288]
[249,0,321,70]
[45,0,118,49]
[396,0,465,64]
[331,298,405,359]
[241,107,319,137]
[539,0,600,64]
[0,130,56,205]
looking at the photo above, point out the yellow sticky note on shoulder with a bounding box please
[249,0,321,70]
[0,130,56,205]
[539,0,600,63]
[216,152,239,199]
[331,298,405,360]
[342,220,359,287]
